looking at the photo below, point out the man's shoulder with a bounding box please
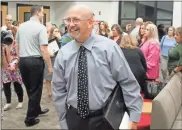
[60,40,74,51]
[94,34,118,48]
[19,21,45,30]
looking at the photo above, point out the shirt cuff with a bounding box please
[59,119,68,129]
[129,111,142,123]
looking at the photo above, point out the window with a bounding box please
[138,1,155,22]
[118,1,173,29]
[156,1,173,27]
[121,1,136,19]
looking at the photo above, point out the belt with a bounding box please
[69,106,104,118]
[20,56,43,59]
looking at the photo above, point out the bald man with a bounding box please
[52,4,143,130]
[130,17,143,39]
[2,14,13,31]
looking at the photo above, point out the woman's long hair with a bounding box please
[49,26,58,40]
[120,35,137,49]
[146,24,159,43]
[98,21,109,35]
[175,27,182,42]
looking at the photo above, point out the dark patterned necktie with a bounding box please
[77,46,89,119]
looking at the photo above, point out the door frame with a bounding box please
[16,3,50,23]
[1,2,8,26]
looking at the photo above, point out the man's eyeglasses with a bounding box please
[63,17,90,25]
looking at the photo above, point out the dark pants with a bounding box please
[66,106,114,130]
[19,57,44,121]
[3,82,23,103]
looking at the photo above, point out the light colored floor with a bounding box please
[2,83,60,129]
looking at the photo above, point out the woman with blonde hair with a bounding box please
[140,24,160,98]
[168,27,182,75]
[120,35,147,91]
[138,23,147,47]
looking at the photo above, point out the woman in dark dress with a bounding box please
[120,35,147,91]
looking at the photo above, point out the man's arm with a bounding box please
[108,43,143,123]
[52,50,68,129]
[15,28,20,63]
[39,27,52,75]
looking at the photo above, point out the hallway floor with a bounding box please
[2,83,60,129]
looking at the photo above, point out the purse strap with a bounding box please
[160,35,166,50]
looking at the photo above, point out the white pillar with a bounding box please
[8,2,17,20]
[173,1,182,27]
[108,1,119,27]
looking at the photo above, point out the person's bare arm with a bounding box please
[39,27,53,75]
[40,45,53,75]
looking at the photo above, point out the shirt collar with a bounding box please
[74,31,95,51]
[30,16,40,23]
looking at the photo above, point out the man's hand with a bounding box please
[128,121,138,130]
[47,67,53,76]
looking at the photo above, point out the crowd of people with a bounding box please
[1,4,182,129]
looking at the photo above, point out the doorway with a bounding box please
[1,2,8,26]
[17,4,50,24]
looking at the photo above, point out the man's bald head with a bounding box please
[5,14,13,27]
[6,14,13,19]
[135,17,143,26]
[67,4,94,20]
[65,4,94,43]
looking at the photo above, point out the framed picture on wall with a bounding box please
[24,12,31,22]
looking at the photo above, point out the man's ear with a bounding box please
[88,19,94,28]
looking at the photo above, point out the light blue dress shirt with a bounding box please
[52,32,143,129]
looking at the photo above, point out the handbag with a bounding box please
[103,83,128,129]
[145,80,164,99]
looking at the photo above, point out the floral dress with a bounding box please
[1,44,22,84]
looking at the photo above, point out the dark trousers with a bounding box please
[66,106,114,130]
[19,57,44,121]
[3,82,23,103]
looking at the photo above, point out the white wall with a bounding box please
[5,1,119,27]
[173,1,182,27]
[75,1,118,27]
[54,2,76,26]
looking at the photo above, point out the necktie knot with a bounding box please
[80,46,85,51]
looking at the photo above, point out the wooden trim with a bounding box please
[43,6,50,9]
[16,3,50,23]
[1,3,8,26]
